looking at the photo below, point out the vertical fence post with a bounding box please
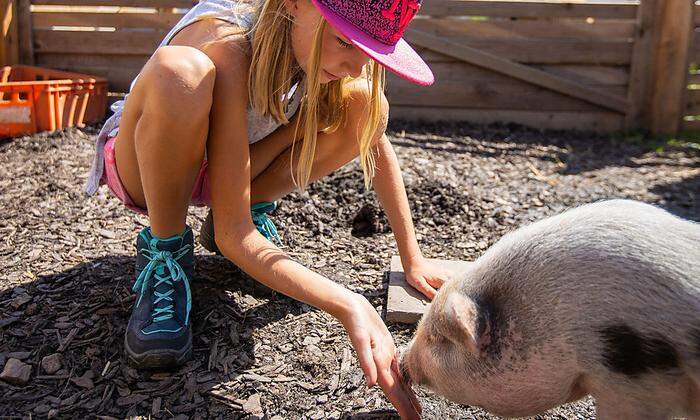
[627,0,694,135]
[0,0,19,65]
[17,0,32,65]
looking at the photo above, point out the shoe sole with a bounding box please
[124,329,192,369]
[199,211,222,255]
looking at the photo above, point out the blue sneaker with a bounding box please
[199,202,282,254]
[124,226,194,369]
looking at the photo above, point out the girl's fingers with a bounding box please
[375,357,421,420]
[426,275,445,289]
[352,334,378,387]
[392,357,422,415]
[412,278,437,300]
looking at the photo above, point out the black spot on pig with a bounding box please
[599,324,679,377]
[472,294,504,359]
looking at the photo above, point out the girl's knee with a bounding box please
[138,46,217,116]
[345,84,389,145]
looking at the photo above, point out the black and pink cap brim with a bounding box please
[310,0,434,86]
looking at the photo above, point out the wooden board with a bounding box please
[648,1,693,134]
[388,107,626,132]
[0,0,20,65]
[36,52,147,91]
[17,0,32,64]
[406,28,629,113]
[412,37,633,65]
[420,1,638,20]
[33,29,163,55]
[386,71,626,112]
[411,17,636,40]
[389,61,629,87]
[32,0,194,7]
[386,256,473,324]
[685,89,700,116]
[31,11,184,29]
[534,64,629,86]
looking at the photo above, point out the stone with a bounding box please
[242,393,263,416]
[0,358,32,385]
[308,410,325,419]
[41,354,62,374]
[385,256,473,324]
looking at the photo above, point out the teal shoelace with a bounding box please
[251,201,282,244]
[133,237,193,325]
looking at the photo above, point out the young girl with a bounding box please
[85,0,447,416]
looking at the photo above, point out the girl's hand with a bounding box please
[339,293,422,420]
[404,257,452,300]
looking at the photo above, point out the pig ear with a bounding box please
[440,293,486,354]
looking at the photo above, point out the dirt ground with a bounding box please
[1,120,698,419]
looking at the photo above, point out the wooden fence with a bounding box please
[2,0,699,134]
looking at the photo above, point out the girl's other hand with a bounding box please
[338,293,422,420]
[404,257,452,300]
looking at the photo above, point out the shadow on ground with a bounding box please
[388,120,700,177]
[0,254,316,418]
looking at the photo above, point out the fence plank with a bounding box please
[420,1,638,19]
[32,0,194,7]
[406,61,628,87]
[17,0,32,64]
[690,30,700,62]
[31,11,183,29]
[625,0,657,129]
[33,29,162,55]
[406,27,628,113]
[685,89,700,115]
[36,52,146,90]
[411,17,636,40]
[389,107,625,132]
[387,75,625,111]
[688,73,700,85]
[0,0,20,65]
[648,1,693,134]
[413,38,632,65]
[535,64,629,86]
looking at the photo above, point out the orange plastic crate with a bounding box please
[0,65,108,138]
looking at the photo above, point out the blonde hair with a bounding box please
[248,0,386,190]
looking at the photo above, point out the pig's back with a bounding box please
[466,199,699,381]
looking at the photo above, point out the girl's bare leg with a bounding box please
[114,46,216,238]
[249,86,388,203]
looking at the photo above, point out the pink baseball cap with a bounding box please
[310,0,434,86]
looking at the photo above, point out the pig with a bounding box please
[401,199,700,419]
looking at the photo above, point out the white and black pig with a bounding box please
[401,199,700,419]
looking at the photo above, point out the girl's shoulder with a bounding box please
[170,18,252,64]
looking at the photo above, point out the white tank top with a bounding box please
[85,0,304,196]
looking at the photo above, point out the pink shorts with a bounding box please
[102,136,211,215]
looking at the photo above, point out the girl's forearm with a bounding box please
[372,135,423,269]
[217,227,355,320]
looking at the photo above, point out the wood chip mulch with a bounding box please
[1,120,697,419]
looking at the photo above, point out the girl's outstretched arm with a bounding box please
[372,134,452,300]
[203,37,421,419]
